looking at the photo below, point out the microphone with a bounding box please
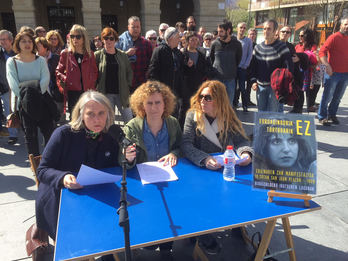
[108,124,132,148]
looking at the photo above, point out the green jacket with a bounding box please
[124,116,182,164]
[94,48,132,107]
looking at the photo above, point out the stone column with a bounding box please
[12,0,36,32]
[140,0,161,33]
[81,0,102,38]
[196,0,226,33]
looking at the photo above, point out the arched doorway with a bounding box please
[160,0,194,26]
[34,0,82,40]
[0,0,16,34]
[101,0,141,34]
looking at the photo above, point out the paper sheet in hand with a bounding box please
[213,154,246,166]
[136,161,178,185]
[76,164,122,186]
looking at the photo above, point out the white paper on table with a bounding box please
[76,164,122,186]
[213,154,247,166]
[136,161,178,185]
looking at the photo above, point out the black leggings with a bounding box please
[67,90,83,119]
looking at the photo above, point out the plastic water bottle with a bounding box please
[223,145,236,181]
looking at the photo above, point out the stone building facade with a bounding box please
[0,0,225,38]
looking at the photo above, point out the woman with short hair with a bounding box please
[36,90,136,239]
[56,24,98,119]
[181,80,253,169]
[95,27,133,123]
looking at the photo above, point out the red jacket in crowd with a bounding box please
[56,48,98,92]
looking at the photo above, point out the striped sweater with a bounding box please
[251,39,293,86]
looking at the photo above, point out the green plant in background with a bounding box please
[226,0,255,29]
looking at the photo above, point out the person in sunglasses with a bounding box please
[56,24,98,119]
[94,27,133,124]
[145,29,158,50]
[181,80,252,169]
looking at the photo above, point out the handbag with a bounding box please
[6,94,20,128]
[25,223,49,258]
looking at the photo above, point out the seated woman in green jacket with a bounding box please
[95,27,133,123]
[124,80,181,167]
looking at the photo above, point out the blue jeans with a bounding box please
[0,91,18,138]
[256,85,283,112]
[318,72,348,120]
[222,79,236,106]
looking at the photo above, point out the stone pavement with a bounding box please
[1,88,347,261]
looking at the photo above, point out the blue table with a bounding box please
[54,159,321,261]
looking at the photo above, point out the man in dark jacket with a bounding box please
[148,27,185,98]
[0,30,17,144]
[210,20,242,105]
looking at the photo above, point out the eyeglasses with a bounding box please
[70,34,82,40]
[299,35,304,37]
[103,36,115,41]
[281,31,291,34]
[160,29,166,32]
[199,94,213,102]
[148,37,157,41]
[204,38,212,41]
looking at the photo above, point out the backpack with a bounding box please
[270,68,297,106]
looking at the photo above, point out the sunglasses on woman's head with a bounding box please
[103,36,115,41]
[199,94,213,102]
[70,34,82,40]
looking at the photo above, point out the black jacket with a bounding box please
[147,43,185,97]
[0,48,15,94]
[47,53,62,102]
[182,48,217,103]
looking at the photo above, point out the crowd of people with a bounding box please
[0,14,347,261]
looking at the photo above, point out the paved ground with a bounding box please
[1,88,347,261]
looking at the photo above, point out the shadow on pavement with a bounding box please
[317,142,348,159]
[0,172,36,200]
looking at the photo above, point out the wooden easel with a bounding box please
[267,190,312,207]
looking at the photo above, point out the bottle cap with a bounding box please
[227,145,233,150]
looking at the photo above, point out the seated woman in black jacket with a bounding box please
[36,91,136,239]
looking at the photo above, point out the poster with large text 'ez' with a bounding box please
[252,112,317,194]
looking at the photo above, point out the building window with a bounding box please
[47,6,76,41]
[256,11,268,25]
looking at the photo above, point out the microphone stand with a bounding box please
[117,145,132,261]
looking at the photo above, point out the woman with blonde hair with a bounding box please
[56,24,98,119]
[182,80,253,169]
[124,80,181,166]
[36,90,136,240]
[46,30,65,55]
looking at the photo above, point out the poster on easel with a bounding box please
[252,112,317,194]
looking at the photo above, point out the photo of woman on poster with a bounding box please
[253,115,316,173]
